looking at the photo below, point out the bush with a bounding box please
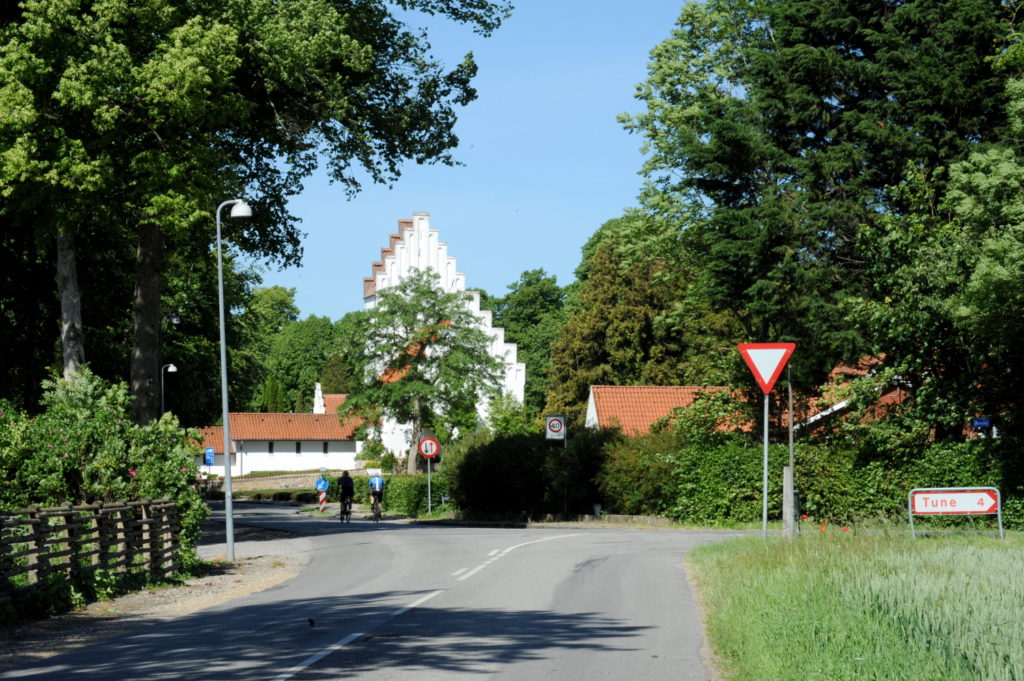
[382,474,448,517]
[0,369,208,564]
[597,431,679,515]
[450,428,616,517]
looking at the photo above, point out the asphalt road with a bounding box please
[3,504,737,681]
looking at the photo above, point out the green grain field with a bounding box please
[687,532,1024,681]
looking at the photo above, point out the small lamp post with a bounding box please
[216,198,252,562]
[160,363,177,415]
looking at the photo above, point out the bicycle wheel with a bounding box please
[373,502,381,523]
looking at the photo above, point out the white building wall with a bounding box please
[202,440,360,477]
[364,212,526,456]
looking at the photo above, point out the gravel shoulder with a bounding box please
[0,522,309,674]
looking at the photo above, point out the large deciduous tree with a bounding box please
[490,268,565,415]
[339,269,503,473]
[623,0,1017,393]
[0,0,510,422]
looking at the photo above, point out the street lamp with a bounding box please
[160,363,177,415]
[216,198,252,562]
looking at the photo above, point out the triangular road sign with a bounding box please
[737,343,796,394]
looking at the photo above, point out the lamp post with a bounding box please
[160,363,177,415]
[216,198,252,562]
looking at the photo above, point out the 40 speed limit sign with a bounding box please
[545,415,566,441]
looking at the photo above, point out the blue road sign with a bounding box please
[204,447,214,465]
[315,477,329,492]
[972,418,992,429]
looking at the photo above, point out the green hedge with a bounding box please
[451,429,617,517]
[323,474,449,517]
[657,437,1022,528]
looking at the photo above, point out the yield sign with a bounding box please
[738,343,796,394]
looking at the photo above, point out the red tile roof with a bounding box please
[323,394,347,414]
[198,412,362,453]
[589,385,728,436]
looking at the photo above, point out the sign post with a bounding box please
[738,343,796,538]
[418,437,440,513]
[315,476,329,512]
[545,415,566,444]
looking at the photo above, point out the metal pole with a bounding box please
[788,366,794,470]
[762,393,769,539]
[216,200,235,562]
[427,458,432,514]
[785,366,794,537]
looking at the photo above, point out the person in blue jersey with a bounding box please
[368,472,385,510]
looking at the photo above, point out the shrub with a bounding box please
[383,474,448,517]
[0,369,208,565]
[597,431,679,515]
[451,428,616,517]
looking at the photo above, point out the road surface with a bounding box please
[3,504,736,680]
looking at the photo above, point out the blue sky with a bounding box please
[258,2,683,320]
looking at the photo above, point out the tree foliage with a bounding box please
[338,269,503,472]
[490,268,565,415]
[622,0,1017,395]
[0,0,511,422]
[0,369,207,559]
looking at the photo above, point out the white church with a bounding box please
[198,213,524,475]
[361,212,526,457]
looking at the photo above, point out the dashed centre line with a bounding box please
[456,533,582,581]
[274,534,582,680]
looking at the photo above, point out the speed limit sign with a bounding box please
[418,437,440,458]
[545,415,566,441]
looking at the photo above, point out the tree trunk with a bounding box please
[130,221,162,425]
[407,397,422,474]
[56,228,85,379]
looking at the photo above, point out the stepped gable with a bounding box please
[363,221,413,298]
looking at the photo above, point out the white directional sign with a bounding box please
[911,489,999,515]
[737,343,796,394]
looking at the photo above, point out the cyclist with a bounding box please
[338,470,355,520]
[368,472,385,515]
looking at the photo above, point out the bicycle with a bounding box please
[371,499,382,523]
[340,495,352,523]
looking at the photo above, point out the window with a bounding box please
[268,441,274,454]
[323,441,328,454]
[295,441,301,454]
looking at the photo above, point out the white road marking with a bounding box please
[457,534,582,581]
[270,632,363,681]
[457,562,490,581]
[452,567,468,577]
[272,590,445,680]
[391,589,444,616]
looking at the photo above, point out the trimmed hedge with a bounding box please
[452,429,617,517]
[657,437,1022,528]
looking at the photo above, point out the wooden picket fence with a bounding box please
[0,498,179,608]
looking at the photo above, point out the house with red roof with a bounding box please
[197,384,363,477]
[584,385,731,436]
[584,357,909,438]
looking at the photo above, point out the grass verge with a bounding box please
[688,531,1024,681]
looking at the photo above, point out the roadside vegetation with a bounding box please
[688,533,1024,681]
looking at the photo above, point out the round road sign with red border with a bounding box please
[418,437,440,458]
[545,415,566,440]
